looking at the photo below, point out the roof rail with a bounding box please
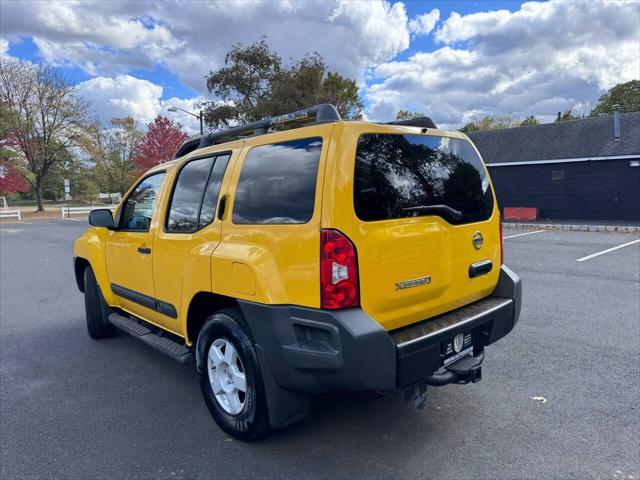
[174,103,341,158]
[386,117,437,129]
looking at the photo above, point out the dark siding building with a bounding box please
[468,112,640,222]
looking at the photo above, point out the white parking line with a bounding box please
[576,238,640,262]
[503,229,547,239]
[63,218,84,222]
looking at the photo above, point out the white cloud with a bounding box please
[76,74,204,134]
[3,0,638,130]
[1,0,410,91]
[365,0,640,127]
[78,75,162,124]
[0,38,8,56]
[408,9,440,36]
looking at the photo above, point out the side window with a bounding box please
[232,138,322,224]
[166,153,231,232]
[199,154,230,226]
[119,172,166,231]
[166,157,213,232]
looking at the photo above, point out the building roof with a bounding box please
[467,112,640,164]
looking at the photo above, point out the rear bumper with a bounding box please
[239,265,521,393]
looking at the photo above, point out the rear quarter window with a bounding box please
[354,134,494,225]
[232,138,322,224]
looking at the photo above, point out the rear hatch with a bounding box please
[345,131,501,331]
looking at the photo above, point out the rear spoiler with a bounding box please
[386,117,437,129]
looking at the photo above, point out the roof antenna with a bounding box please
[613,104,621,141]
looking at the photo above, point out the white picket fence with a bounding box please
[0,208,22,220]
[61,204,117,219]
[98,192,122,202]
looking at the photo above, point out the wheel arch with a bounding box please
[74,256,91,292]
[74,228,114,304]
[186,291,239,345]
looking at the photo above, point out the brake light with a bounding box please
[320,229,359,309]
[499,220,504,265]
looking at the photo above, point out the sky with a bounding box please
[1,0,638,134]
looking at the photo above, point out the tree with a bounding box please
[519,115,540,126]
[0,162,30,195]
[590,80,640,116]
[87,117,142,195]
[554,110,581,122]
[0,103,30,194]
[41,153,98,202]
[133,116,188,170]
[460,114,522,132]
[204,38,363,128]
[396,110,425,121]
[0,58,90,211]
[318,71,363,120]
[205,37,280,128]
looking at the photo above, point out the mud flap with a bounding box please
[255,345,310,429]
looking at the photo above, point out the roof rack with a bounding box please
[174,103,341,158]
[386,117,438,129]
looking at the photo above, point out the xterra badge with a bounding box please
[395,275,431,290]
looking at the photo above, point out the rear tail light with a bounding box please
[320,229,359,309]
[499,220,504,265]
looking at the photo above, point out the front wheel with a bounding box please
[196,308,271,441]
[83,266,116,339]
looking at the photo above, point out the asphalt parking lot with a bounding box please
[1,219,639,479]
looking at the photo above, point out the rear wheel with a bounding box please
[196,308,271,441]
[83,266,116,339]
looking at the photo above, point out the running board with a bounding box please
[108,313,194,365]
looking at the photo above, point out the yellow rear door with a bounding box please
[325,124,501,331]
[151,146,240,335]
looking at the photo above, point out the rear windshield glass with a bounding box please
[354,134,494,225]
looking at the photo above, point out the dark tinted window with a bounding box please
[199,154,230,226]
[233,138,322,224]
[120,172,166,231]
[167,157,213,232]
[354,134,494,225]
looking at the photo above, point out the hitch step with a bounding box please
[108,313,194,365]
[446,351,483,383]
[446,353,483,375]
[423,350,484,386]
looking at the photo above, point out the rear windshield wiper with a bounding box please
[402,204,463,220]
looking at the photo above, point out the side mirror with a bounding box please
[89,209,115,228]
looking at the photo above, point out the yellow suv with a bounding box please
[74,104,521,440]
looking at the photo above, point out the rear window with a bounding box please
[166,157,214,232]
[232,138,322,224]
[354,134,494,225]
[166,153,230,232]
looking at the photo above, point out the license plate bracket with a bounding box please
[441,332,473,366]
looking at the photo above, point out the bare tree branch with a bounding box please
[0,58,90,210]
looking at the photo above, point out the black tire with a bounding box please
[196,308,271,441]
[83,266,116,339]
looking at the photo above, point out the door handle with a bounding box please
[138,246,151,254]
[468,259,492,278]
[217,195,227,220]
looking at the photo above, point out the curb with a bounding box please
[503,222,640,233]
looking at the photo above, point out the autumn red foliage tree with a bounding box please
[0,103,30,195]
[0,161,30,194]
[133,116,188,170]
